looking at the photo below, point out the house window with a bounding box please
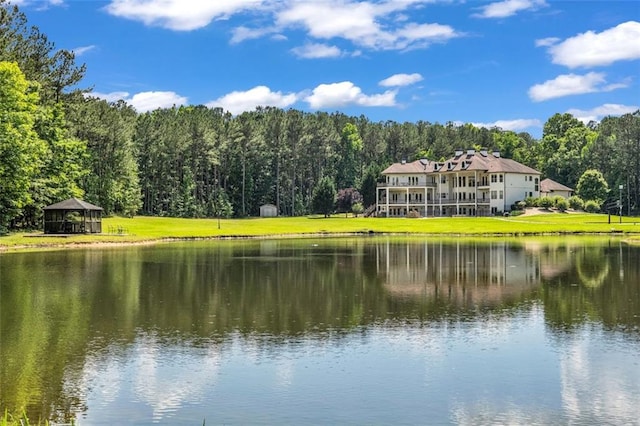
[392,193,398,201]
[534,178,539,192]
[491,207,497,214]
[469,178,475,187]
[491,191,497,200]
[499,174,503,183]
[491,175,497,183]
[499,190,503,199]
[441,176,446,184]
[441,193,447,199]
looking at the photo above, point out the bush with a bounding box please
[552,195,565,207]
[556,198,569,212]
[524,196,538,207]
[407,209,421,218]
[584,200,601,213]
[568,195,584,211]
[538,196,554,209]
[352,202,364,217]
[517,201,526,210]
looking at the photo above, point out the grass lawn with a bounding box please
[1,212,639,251]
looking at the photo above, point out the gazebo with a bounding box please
[43,198,103,234]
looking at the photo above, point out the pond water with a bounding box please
[1,237,639,425]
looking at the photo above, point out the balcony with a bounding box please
[377,182,436,188]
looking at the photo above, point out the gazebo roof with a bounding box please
[43,197,103,211]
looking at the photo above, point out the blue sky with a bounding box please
[14,0,640,138]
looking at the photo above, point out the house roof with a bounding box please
[540,178,573,193]
[382,151,540,176]
[382,159,436,174]
[43,197,103,211]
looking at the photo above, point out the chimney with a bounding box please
[480,148,488,156]
[467,149,475,155]
[401,159,406,164]
[455,149,463,157]
[493,151,501,158]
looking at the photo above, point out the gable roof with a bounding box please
[540,178,573,193]
[43,198,103,211]
[382,159,437,174]
[383,152,540,176]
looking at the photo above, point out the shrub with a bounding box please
[568,195,584,211]
[407,209,421,218]
[517,201,526,210]
[538,196,554,209]
[556,198,569,212]
[524,196,538,207]
[351,202,364,217]
[584,200,601,213]
[552,195,565,207]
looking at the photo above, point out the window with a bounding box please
[441,176,447,184]
[491,207,497,214]
[441,193,447,199]
[491,191,497,200]
[469,178,475,187]
[499,190,503,199]
[491,175,497,183]
[499,174,503,183]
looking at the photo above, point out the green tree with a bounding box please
[576,169,609,203]
[336,123,363,189]
[0,61,46,232]
[360,165,380,208]
[312,176,336,217]
[66,97,141,215]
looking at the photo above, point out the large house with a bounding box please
[376,149,541,217]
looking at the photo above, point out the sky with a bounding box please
[12,0,640,138]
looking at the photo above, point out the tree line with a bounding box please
[1,1,639,232]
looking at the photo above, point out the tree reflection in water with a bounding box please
[1,237,638,422]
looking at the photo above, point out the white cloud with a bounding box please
[230,26,277,44]
[473,0,547,19]
[470,119,542,131]
[546,21,640,68]
[129,91,188,112]
[534,37,559,47]
[88,90,187,112]
[291,43,343,59]
[89,91,130,103]
[206,86,298,115]
[305,81,396,109]
[275,1,462,50]
[104,0,264,31]
[72,45,96,56]
[528,72,628,102]
[379,73,423,87]
[10,0,63,6]
[566,104,640,124]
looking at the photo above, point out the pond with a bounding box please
[1,237,639,425]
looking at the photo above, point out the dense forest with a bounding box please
[1,1,639,233]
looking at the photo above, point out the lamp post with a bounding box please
[619,184,623,223]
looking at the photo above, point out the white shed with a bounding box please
[260,204,278,217]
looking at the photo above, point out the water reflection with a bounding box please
[1,237,638,423]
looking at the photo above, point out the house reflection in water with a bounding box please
[374,240,542,307]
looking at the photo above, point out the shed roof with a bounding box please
[540,178,573,192]
[43,198,103,211]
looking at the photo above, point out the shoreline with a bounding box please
[2,230,639,253]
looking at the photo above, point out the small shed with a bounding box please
[259,204,278,217]
[43,198,103,234]
[540,178,574,199]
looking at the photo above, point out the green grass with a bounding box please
[1,212,639,251]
